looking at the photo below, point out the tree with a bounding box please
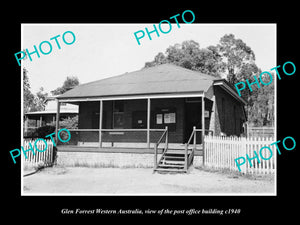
[143,35,274,127]
[247,74,274,127]
[217,34,256,84]
[144,40,222,77]
[23,68,47,113]
[235,62,260,102]
[215,34,275,127]
[32,87,48,111]
[145,35,257,82]
[51,76,80,95]
[23,68,35,114]
[60,115,78,129]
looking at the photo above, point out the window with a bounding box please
[113,101,124,128]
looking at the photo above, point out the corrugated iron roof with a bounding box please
[57,64,217,99]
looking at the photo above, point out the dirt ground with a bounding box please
[23,166,275,195]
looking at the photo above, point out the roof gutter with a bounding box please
[56,91,205,102]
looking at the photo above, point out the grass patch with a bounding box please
[72,161,153,169]
[40,165,69,175]
[73,161,118,168]
[121,164,153,169]
[23,162,36,172]
[194,166,275,181]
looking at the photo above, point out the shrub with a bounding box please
[24,128,38,138]
[60,115,78,129]
[35,125,55,138]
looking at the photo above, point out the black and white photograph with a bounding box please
[20,23,276,195]
[4,5,298,219]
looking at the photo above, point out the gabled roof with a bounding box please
[213,79,247,105]
[57,63,246,105]
[57,64,216,99]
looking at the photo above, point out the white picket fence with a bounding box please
[22,139,54,165]
[204,136,276,174]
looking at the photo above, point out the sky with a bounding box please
[22,23,276,94]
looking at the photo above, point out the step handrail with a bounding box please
[186,126,197,169]
[186,128,214,168]
[154,126,168,169]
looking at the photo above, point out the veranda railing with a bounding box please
[68,128,166,148]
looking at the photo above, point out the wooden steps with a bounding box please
[165,149,192,154]
[154,149,192,173]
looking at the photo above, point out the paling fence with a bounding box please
[22,139,54,165]
[204,136,276,174]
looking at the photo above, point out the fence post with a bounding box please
[99,100,103,148]
[184,143,188,171]
[147,98,151,149]
[242,136,247,173]
[55,100,61,144]
[193,126,196,149]
[165,126,168,152]
[154,143,158,169]
[205,135,209,168]
[49,140,54,164]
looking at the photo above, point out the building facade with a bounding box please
[56,64,247,149]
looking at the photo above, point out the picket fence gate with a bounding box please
[22,139,54,165]
[204,136,276,174]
